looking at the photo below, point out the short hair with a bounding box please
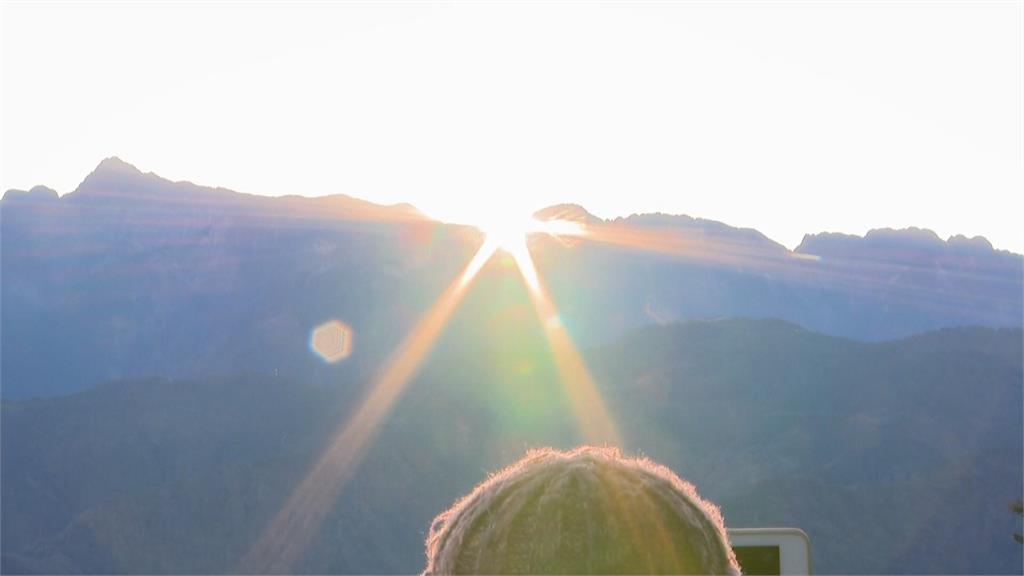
[424,446,740,575]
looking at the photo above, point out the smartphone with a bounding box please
[728,528,812,575]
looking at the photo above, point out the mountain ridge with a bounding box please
[5,157,1017,256]
[5,157,427,223]
[797,228,1017,260]
[2,158,1021,398]
[2,319,1020,574]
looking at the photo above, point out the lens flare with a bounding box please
[243,215,618,572]
[513,246,621,445]
[310,319,352,363]
[240,240,494,574]
[476,217,620,444]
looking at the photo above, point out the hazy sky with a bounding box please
[2,2,1021,252]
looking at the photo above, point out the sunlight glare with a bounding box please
[469,214,617,444]
[472,214,583,291]
[533,218,585,239]
[496,230,620,446]
[507,238,541,292]
[478,214,536,254]
[525,275,621,446]
[240,240,495,574]
[242,215,615,572]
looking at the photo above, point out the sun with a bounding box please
[475,215,533,252]
[472,214,585,292]
[427,203,588,292]
[478,214,585,250]
[467,215,535,289]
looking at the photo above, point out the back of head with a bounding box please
[424,446,740,575]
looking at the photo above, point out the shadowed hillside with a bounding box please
[3,320,1020,574]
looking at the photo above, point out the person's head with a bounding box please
[424,446,740,575]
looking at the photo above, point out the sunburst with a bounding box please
[243,211,607,573]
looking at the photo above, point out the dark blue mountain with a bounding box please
[2,321,1020,574]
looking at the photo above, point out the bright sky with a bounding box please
[2,2,1021,252]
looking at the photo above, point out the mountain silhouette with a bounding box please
[2,158,1020,398]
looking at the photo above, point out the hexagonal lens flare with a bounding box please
[310,319,352,363]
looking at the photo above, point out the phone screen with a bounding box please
[733,545,782,575]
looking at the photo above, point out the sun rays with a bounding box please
[240,238,495,573]
[241,211,814,572]
[504,232,620,445]
[471,218,618,445]
[521,272,621,445]
[242,215,616,572]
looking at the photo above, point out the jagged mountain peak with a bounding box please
[796,227,1011,259]
[534,203,599,224]
[70,156,164,198]
[94,156,142,175]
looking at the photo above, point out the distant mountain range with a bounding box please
[2,160,1021,575]
[2,319,1020,574]
[3,158,1020,398]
